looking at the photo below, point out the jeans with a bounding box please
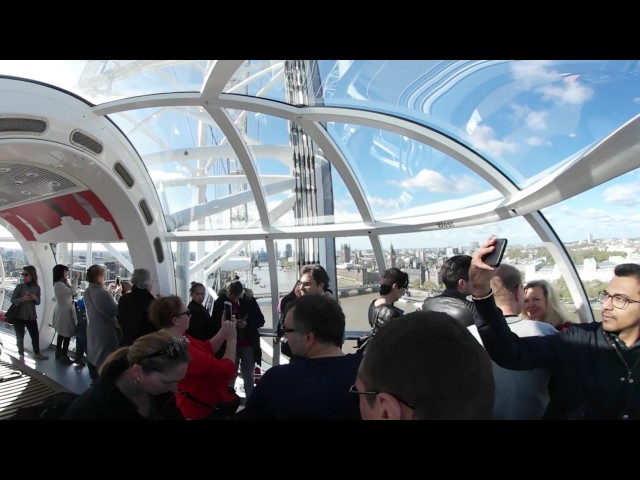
[13,319,41,355]
[236,346,256,398]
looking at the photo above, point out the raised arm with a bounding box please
[470,235,560,370]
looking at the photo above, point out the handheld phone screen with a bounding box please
[482,238,508,267]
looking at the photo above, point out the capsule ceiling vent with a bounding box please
[0,115,47,135]
[139,199,154,226]
[70,129,104,156]
[114,161,135,188]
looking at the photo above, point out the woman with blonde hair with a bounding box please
[63,331,190,419]
[84,264,120,381]
[523,280,573,331]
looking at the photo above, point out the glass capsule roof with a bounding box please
[1,60,640,245]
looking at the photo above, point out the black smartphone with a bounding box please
[482,238,508,267]
[224,301,233,320]
[116,276,120,286]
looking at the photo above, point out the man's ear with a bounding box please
[375,393,405,420]
[303,331,315,348]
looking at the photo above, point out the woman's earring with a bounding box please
[134,377,140,385]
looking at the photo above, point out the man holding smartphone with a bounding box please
[470,235,640,419]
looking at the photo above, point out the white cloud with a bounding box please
[395,169,480,194]
[511,61,561,89]
[467,124,519,158]
[539,77,594,105]
[367,191,413,211]
[580,208,612,221]
[526,136,551,146]
[148,168,190,183]
[511,61,593,106]
[603,184,640,206]
[525,111,548,130]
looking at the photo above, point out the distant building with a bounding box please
[341,243,351,263]
[389,243,396,268]
[524,257,616,283]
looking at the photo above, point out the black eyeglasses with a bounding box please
[142,336,190,361]
[348,384,416,409]
[21,273,30,276]
[281,327,297,337]
[598,291,640,310]
[176,310,191,318]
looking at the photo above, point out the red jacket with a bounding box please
[176,334,237,419]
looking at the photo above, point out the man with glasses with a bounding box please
[353,311,494,420]
[422,255,477,327]
[470,235,640,420]
[234,294,361,419]
[277,264,333,363]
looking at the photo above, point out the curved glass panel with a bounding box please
[314,60,640,188]
[0,61,212,105]
[541,166,640,314]
[110,106,260,230]
[74,60,211,104]
[327,122,499,220]
[223,60,285,102]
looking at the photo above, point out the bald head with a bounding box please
[490,263,523,314]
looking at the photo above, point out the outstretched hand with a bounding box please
[470,235,500,297]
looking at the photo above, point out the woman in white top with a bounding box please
[52,264,80,364]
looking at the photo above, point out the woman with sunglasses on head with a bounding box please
[150,295,239,420]
[63,331,191,420]
[11,266,48,360]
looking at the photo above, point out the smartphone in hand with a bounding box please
[224,301,233,321]
[482,238,508,267]
[116,276,120,287]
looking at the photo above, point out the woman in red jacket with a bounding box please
[149,295,238,419]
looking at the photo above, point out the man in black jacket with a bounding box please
[422,255,476,327]
[116,268,157,346]
[212,280,265,399]
[470,235,640,420]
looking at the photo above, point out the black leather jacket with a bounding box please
[421,289,476,327]
[368,300,404,334]
[474,295,640,420]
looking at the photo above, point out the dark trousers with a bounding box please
[14,319,41,355]
[56,335,71,356]
[87,362,99,381]
[74,334,87,361]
